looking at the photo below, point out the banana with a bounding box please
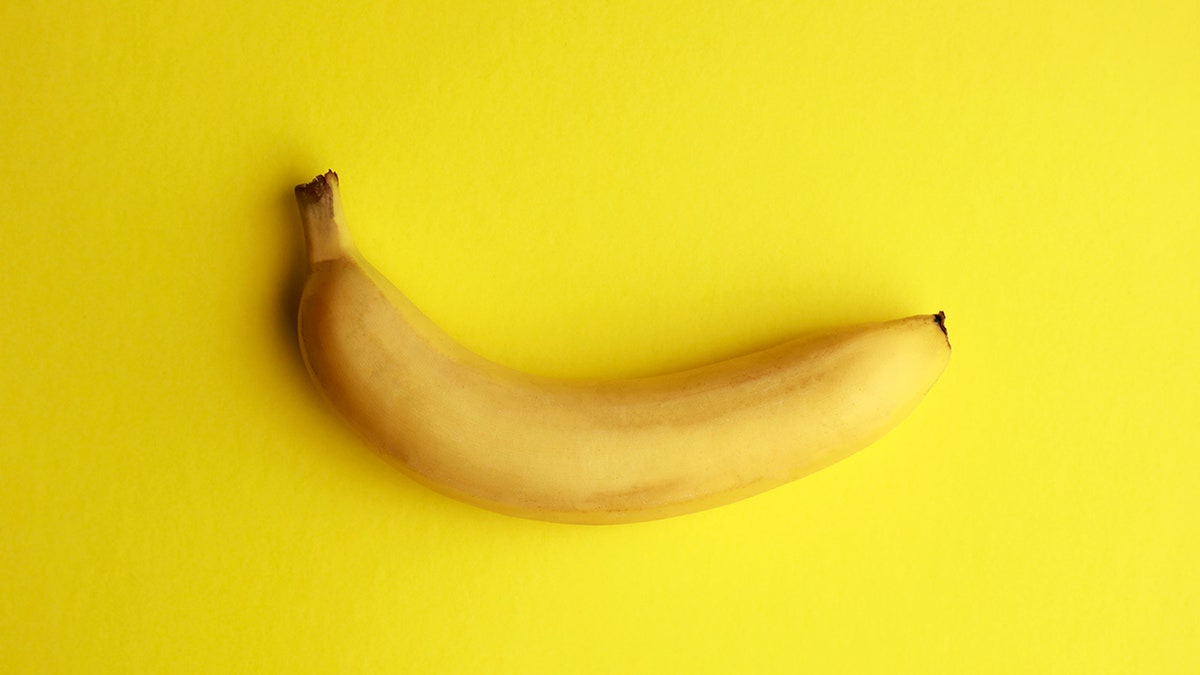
[294,171,950,524]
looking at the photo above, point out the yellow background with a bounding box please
[2,1,1197,672]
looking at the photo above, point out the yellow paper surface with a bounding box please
[2,1,1198,672]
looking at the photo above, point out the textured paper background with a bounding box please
[2,2,1198,672]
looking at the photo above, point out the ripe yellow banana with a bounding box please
[294,171,950,524]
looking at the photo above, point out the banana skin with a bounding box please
[294,171,950,524]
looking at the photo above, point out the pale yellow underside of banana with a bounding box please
[294,171,950,524]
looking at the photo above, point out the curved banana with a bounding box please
[294,171,950,524]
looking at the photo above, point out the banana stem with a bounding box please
[295,171,357,265]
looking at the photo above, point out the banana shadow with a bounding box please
[263,160,329,417]
[275,186,307,359]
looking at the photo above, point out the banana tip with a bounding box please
[933,311,950,349]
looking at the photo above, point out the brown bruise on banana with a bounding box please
[293,172,952,524]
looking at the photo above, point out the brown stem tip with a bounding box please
[294,170,353,264]
[295,170,339,208]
